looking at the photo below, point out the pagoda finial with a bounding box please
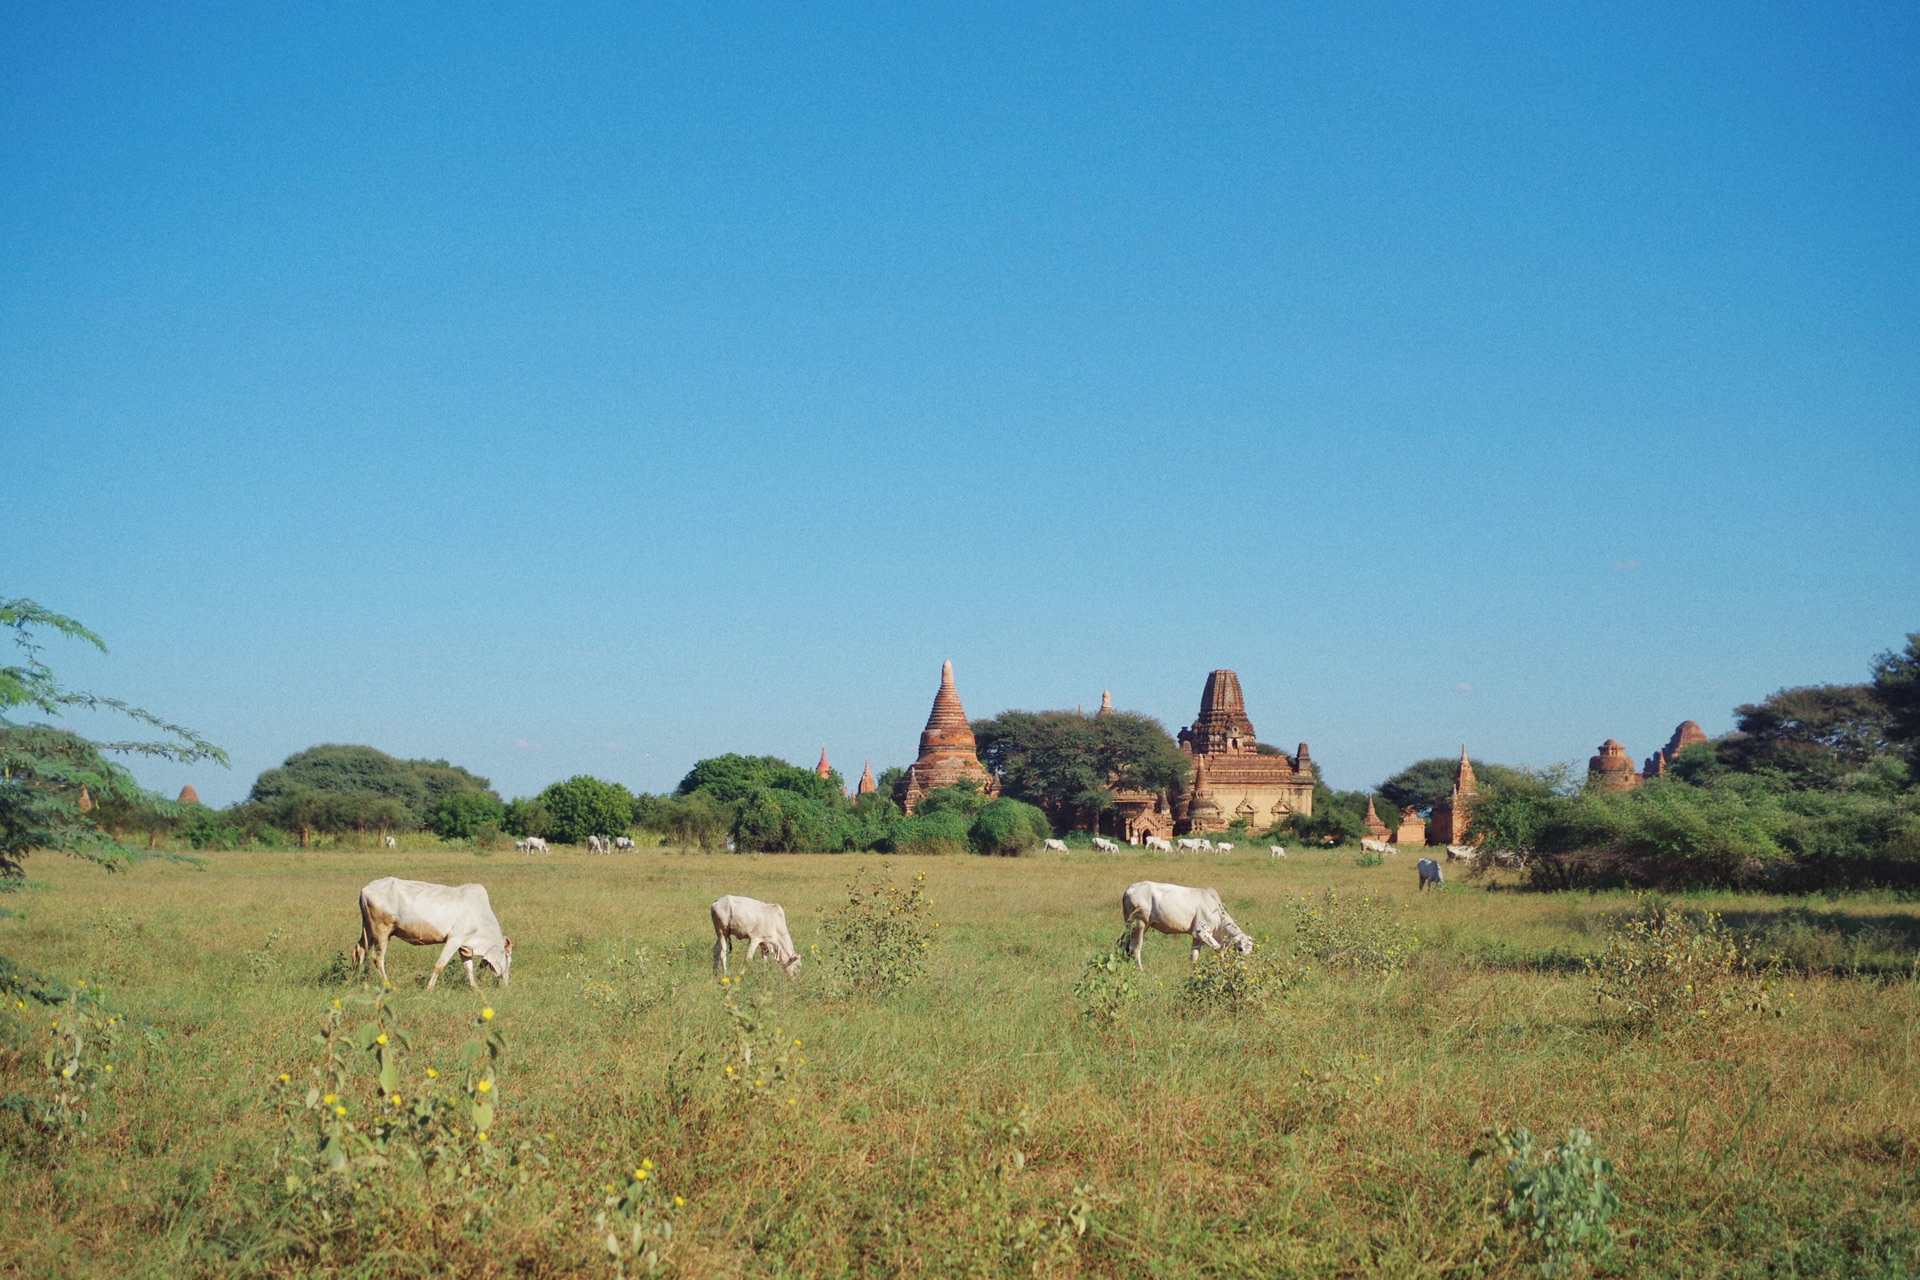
[857,759,877,795]
[1098,690,1113,715]
[815,745,832,779]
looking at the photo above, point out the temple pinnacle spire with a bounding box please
[897,660,997,813]
[857,760,876,796]
[815,746,832,779]
[1098,690,1113,715]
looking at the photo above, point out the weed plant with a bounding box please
[1474,1126,1621,1277]
[1290,888,1421,974]
[816,863,938,997]
[1586,896,1784,1032]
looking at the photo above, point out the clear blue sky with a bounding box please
[5,2,1915,806]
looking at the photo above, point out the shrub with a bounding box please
[632,792,728,849]
[816,865,938,997]
[890,809,973,856]
[180,807,243,850]
[1175,943,1303,1014]
[1290,890,1419,974]
[969,798,1051,857]
[427,791,506,840]
[536,775,635,845]
[1353,848,1384,868]
[1585,898,1781,1032]
[2,979,118,1144]
[1074,950,1141,1025]
[1473,1127,1620,1278]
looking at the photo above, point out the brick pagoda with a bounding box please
[896,661,998,814]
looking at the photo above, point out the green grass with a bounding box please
[3,842,1919,1277]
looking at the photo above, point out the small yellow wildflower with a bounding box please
[331,999,341,1009]
[279,1073,291,1082]
[333,1105,347,1117]
[376,1033,388,1045]
[104,1064,113,1073]
[642,1158,653,1170]
[754,1078,764,1087]
[60,1067,72,1078]
[673,1196,686,1207]
[477,1131,488,1141]
[323,1094,338,1104]
[476,1079,492,1093]
[787,1098,797,1106]
[725,1065,734,1075]
[1372,1075,1382,1083]
[426,1068,439,1078]
[793,1039,803,1047]
[481,1007,494,1021]
[389,1094,402,1106]
[634,1169,649,1180]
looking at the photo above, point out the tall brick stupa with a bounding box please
[896,661,998,814]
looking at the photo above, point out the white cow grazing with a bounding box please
[586,835,604,855]
[614,836,635,851]
[523,836,550,855]
[1417,858,1444,890]
[1269,845,1287,858]
[1196,839,1216,853]
[1091,837,1120,853]
[1216,842,1235,854]
[1116,880,1254,969]
[1446,844,1479,862]
[1175,838,1203,853]
[1361,838,1394,856]
[709,896,802,977]
[384,835,397,848]
[1145,836,1173,853]
[513,839,528,853]
[354,877,512,990]
[1044,838,1070,853]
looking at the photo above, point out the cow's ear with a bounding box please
[503,937,514,952]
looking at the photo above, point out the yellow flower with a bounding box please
[426,1068,439,1078]
[389,1094,402,1106]
[798,1057,806,1065]
[279,1073,291,1082]
[673,1196,685,1207]
[634,1169,649,1180]
[787,1098,797,1106]
[333,1105,347,1116]
[642,1158,653,1170]
[724,1066,734,1075]
[60,1067,72,1078]
[480,1007,494,1021]
[1372,1075,1382,1083]
[376,1033,388,1045]
[477,1131,488,1141]
[754,1079,764,1087]
[331,999,341,1009]
[476,1079,491,1093]
[104,1064,114,1073]
[323,1094,338,1104]
[793,1039,803,1047]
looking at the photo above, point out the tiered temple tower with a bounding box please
[814,746,833,780]
[856,760,877,797]
[895,661,998,814]
[1171,669,1315,834]
[1643,721,1709,777]
[1426,746,1479,845]
[1587,739,1641,790]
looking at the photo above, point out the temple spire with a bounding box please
[815,745,832,779]
[1455,745,1476,792]
[1098,690,1113,715]
[857,760,877,796]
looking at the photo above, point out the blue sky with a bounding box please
[5,2,1915,806]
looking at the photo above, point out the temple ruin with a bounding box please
[1643,721,1709,778]
[1169,670,1315,834]
[178,784,202,805]
[895,661,999,814]
[855,760,877,797]
[1362,793,1391,842]
[814,746,833,780]
[1425,746,1478,845]
[1587,739,1640,790]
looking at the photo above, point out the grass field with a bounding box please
[3,842,1919,1277]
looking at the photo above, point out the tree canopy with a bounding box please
[534,775,635,844]
[1377,756,1528,816]
[973,708,1188,829]
[1715,684,1893,786]
[1,597,226,881]
[676,753,842,806]
[247,744,497,830]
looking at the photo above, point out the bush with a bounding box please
[632,792,728,849]
[180,808,243,851]
[1290,890,1420,975]
[890,809,973,856]
[1474,1127,1620,1278]
[816,865,938,997]
[1585,898,1781,1033]
[426,791,506,840]
[1074,951,1140,1025]
[969,798,1051,857]
[1175,944,1303,1015]
[501,798,552,839]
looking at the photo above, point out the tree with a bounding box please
[973,708,1188,830]
[676,753,844,807]
[968,798,1052,856]
[502,797,553,839]
[1872,634,1920,768]
[1717,684,1893,787]
[247,744,499,829]
[1,597,226,881]
[1378,757,1529,816]
[428,791,508,840]
[536,775,635,844]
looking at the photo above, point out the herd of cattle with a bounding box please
[347,864,1374,991]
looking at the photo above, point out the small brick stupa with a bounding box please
[1588,739,1641,791]
[896,661,999,814]
[856,760,877,797]
[178,784,202,805]
[1362,793,1391,841]
[814,746,833,780]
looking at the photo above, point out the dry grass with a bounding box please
[2,842,1918,1277]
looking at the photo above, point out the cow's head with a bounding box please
[779,950,803,979]
[483,936,514,986]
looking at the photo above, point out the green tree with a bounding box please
[1717,684,1893,787]
[974,708,1188,830]
[968,797,1052,856]
[0,597,226,880]
[632,792,729,848]
[677,753,844,807]
[247,745,499,829]
[1871,634,1920,769]
[428,791,508,840]
[536,775,635,844]
[502,797,553,839]
[1379,757,1529,816]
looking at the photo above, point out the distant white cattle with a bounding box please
[1116,880,1254,969]
[384,835,397,848]
[1176,838,1204,853]
[1417,858,1444,890]
[523,837,549,855]
[514,839,528,853]
[1091,837,1120,853]
[614,836,635,851]
[1043,838,1070,853]
[1361,838,1394,855]
[1196,839,1216,853]
[1216,842,1234,854]
[1446,844,1479,861]
[353,877,512,990]
[1269,845,1287,859]
[1145,836,1174,853]
[709,895,802,977]
[586,835,604,855]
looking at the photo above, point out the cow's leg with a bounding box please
[375,933,393,986]
[1125,918,1148,969]
[713,933,729,975]
[464,956,478,989]
[746,937,764,965]
[428,937,462,991]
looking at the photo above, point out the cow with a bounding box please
[1195,839,1216,853]
[586,835,604,855]
[1145,836,1173,853]
[1269,845,1287,859]
[384,835,397,849]
[1176,838,1204,853]
[353,877,512,991]
[523,836,550,855]
[1044,838,1070,853]
[1116,881,1254,968]
[1446,844,1479,862]
[1216,842,1235,854]
[1417,858,1444,891]
[614,836,635,851]
[513,839,528,853]
[709,896,802,977]
[1091,837,1120,853]
[1361,839,1394,856]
